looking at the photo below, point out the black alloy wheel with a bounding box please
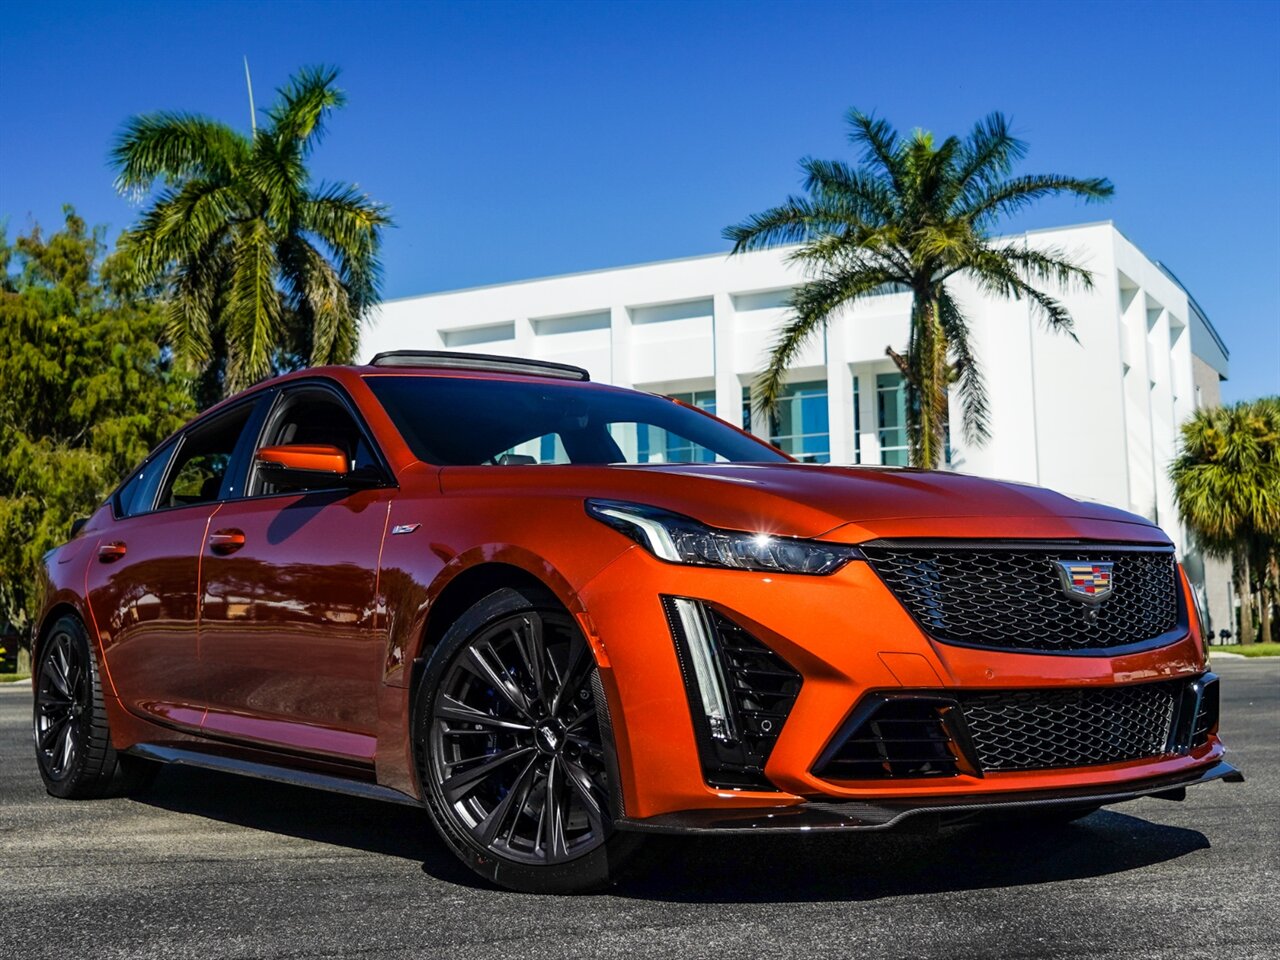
[35,627,90,782]
[33,614,156,799]
[416,587,643,893]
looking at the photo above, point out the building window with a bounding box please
[666,389,716,416]
[876,372,909,466]
[770,380,830,463]
[640,389,719,462]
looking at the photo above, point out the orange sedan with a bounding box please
[33,351,1240,892]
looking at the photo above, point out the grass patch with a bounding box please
[0,672,30,683]
[1211,643,1280,658]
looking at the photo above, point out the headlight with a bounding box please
[585,499,862,575]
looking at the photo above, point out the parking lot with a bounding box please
[1,657,1276,960]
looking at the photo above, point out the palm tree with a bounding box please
[724,110,1113,468]
[111,66,390,399]
[1171,398,1280,644]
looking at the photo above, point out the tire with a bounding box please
[413,586,644,893]
[33,614,157,799]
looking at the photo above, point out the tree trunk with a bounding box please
[908,289,950,469]
[1259,554,1276,644]
[1236,550,1255,645]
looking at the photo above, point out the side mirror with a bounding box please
[255,444,352,489]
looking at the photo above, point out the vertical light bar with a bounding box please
[672,598,737,742]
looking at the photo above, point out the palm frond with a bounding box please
[799,157,896,224]
[723,195,841,253]
[994,243,1095,291]
[279,237,353,365]
[224,221,282,390]
[948,112,1026,208]
[246,133,308,229]
[124,181,242,282]
[961,173,1114,225]
[163,235,230,367]
[111,113,247,195]
[298,183,390,313]
[962,246,1080,337]
[754,266,899,419]
[844,109,903,190]
[266,65,346,154]
[936,285,990,446]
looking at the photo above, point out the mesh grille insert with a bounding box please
[814,677,1209,781]
[862,543,1180,652]
[957,680,1180,771]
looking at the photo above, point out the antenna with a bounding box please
[243,56,256,134]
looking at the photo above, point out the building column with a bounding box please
[825,313,855,464]
[712,292,739,427]
[856,362,883,465]
[513,316,534,358]
[609,305,632,389]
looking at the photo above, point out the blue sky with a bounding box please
[2,0,1277,401]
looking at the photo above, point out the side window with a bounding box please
[114,442,178,518]
[252,387,382,495]
[157,404,256,510]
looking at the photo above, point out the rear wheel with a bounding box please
[34,615,156,799]
[414,587,643,893]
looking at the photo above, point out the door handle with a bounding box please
[208,529,246,555]
[97,542,127,563]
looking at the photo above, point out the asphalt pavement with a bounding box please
[1,657,1276,960]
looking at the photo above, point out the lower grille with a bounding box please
[816,699,959,780]
[957,681,1179,771]
[815,675,1216,780]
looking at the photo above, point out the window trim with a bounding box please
[238,378,397,503]
[145,394,273,517]
[110,437,180,521]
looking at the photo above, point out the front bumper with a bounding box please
[577,531,1221,821]
[615,760,1243,834]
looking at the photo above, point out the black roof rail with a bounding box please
[367,350,590,381]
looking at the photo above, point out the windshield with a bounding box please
[364,375,788,466]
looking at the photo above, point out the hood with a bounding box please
[437,462,1167,545]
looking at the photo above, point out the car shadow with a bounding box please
[133,765,487,889]
[134,766,1210,903]
[612,809,1211,903]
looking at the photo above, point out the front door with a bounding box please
[197,382,394,765]
[87,399,260,731]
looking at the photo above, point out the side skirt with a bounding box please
[126,743,425,808]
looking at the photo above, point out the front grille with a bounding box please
[957,681,1179,771]
[862,542,1181,653]
[815,675,1214,780]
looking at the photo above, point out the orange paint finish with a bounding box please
[34,362,1231,828]
[256,443,349,475]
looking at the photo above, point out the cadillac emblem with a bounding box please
[1054,560,1115,603]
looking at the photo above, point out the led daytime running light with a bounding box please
[586,499,862,575]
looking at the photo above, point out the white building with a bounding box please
[363,221,1233,635]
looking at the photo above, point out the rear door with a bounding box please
[86,398,264,731]
[197,380,395,764]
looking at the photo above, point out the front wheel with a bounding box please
[413,587,643,893]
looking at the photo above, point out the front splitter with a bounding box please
[615,760,1243,835]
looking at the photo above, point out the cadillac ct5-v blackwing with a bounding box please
[34,351,1240,892]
